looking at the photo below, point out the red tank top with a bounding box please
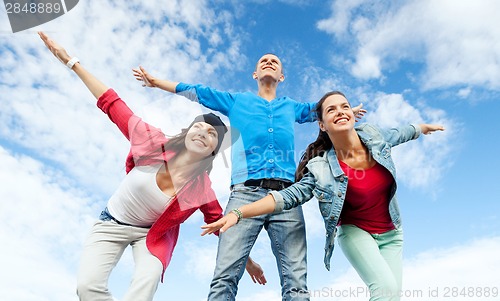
[338,160,395,234]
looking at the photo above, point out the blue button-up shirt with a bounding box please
[176,83,316,185]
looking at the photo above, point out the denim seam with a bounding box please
[268,224,288,291]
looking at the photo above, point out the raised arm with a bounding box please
[132,66,178,93]
[133,67,234,116]
[38,32,108,99]
[38,31,141,140]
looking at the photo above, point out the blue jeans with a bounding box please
[208,184,309,301]
[338,225,403,301]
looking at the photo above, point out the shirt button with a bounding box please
[268,128,274,133]
[271,172,275,177]
[268,144,274,149]
[268,114,273,118]
[337,191,342,197]
[268,159,275,163]
[330,216,335,220]
[340,176,345,182]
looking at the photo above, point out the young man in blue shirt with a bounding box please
[133,54,362,301]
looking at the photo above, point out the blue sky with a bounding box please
[1,0,500,300]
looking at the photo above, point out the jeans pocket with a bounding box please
[99,207,116,223]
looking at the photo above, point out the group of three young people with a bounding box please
[39,32,443,301]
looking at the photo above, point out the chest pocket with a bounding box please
[312,185,333,218]
[381,145,391,159]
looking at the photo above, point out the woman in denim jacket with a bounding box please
[203,91,444,301]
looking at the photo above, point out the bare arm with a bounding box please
[38,31,108,99]
[132,66,178,93]
[245,257,267,285]
[201,194,276,235]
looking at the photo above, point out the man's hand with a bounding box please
[352,103,367,122]
[132,66,158,88]
[246,257,267,285]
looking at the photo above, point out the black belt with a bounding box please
[243,178,292,190]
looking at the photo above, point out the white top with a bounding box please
[107,164,174,227]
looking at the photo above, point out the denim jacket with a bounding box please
[270,123,421,271]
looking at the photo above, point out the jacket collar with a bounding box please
[308,127,372,178]
[356,125,373,146]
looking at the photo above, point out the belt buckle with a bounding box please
[267,179,281,190]
[277,180,285,190]
[261,178,270,188]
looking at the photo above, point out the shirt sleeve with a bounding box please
[269,171,317,212]
[96,88,134,140]
[175,82,235,116]
[200,199,224,224]
[195,173,224,235]
[97,88,169,173]
[199,199,224,237]
[377,124,422,147]
[294,101,317,124]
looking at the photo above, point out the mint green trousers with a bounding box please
[338,224,403,301]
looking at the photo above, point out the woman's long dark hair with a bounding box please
[295,91,347,181]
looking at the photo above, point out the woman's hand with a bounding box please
[352,103,367,122]
[201,212,238,235]
[245,257,267,285]
[132,66,158,88]
[420,124,445,135]
[38,31,108,99]
[38,31,72,66]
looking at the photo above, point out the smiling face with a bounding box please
[253,54,285,83]
[318,93,355,135]
[184,122,219,158]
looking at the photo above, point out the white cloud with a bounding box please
[365,92,455,189]
[0,0,245,195]
[0,1,246,300]
[183,240,218,281]
[302,197,328,238]
[458,87,472,99]
[1,2,495,301]
[308,236,500,301]
[244,0,312,5]
[316,0,371,39]
[402,237,500,295]
[317,0,500,90]
[0,146,96,301]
